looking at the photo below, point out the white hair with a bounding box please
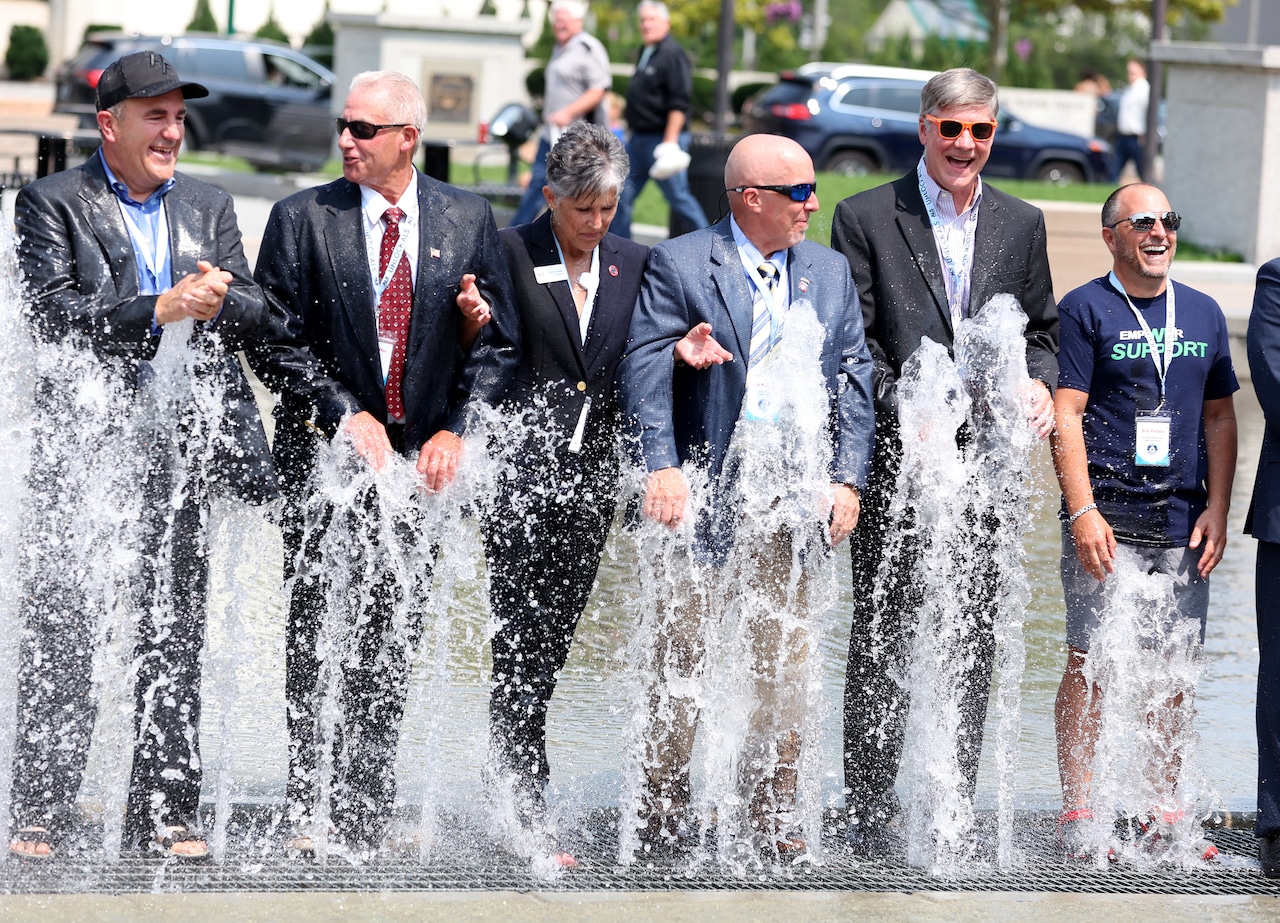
[348,71,427,134]
[550,0,588,21]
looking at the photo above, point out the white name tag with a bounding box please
[377,335,396,385]
[534,263,569,285]
[1135,410,1172,467]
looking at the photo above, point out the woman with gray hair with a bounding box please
[482,120,648,867]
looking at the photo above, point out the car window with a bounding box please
[191,46,250,82]
[836,85,874,109]
[264,53,324,91]
[879,85,923,114]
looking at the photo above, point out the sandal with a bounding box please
[9,826,54,859]
[154,825,209,861]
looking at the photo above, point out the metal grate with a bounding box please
[2,809,1276,895]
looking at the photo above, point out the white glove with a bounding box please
[649,142,691,180]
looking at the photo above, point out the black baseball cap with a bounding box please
[95,51,209,112]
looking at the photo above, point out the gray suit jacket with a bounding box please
[617,217,875,559]
[1247,258,1280,543]
[15,151,276,503]
[830,172,1058,423]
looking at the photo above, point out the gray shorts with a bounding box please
[1060,525,1209,653]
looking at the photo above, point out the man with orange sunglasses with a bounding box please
[830,67,1059,857]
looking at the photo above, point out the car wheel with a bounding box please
[1034,161,1085,185]
[824,150,876,177]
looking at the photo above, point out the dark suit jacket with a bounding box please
[499,213,647,475]
[1247,258,1280,543]
[247,172,520,495]
[14,151,276,503]
[830,172,1058,422]
[618,217,876,558]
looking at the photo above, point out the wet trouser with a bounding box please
[1257,540,1280,837]
[842,437,998,827]
[640,527,814,836]
[282,479,431,848]
[613,131,710,241]
[482,466,616,821]
[12,451,210,848]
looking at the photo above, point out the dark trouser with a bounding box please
[613,131,709,241]
[482,467,616,821]
[1258,540,1280,837]
[1110,133,1146,183]
[12,450,210,848]
[842,435,998,826]
[282,482,430,848]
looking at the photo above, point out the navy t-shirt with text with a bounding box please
[1057,276,1238,546]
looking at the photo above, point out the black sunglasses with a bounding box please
[1105,211,1182,232]
[335,118,410,140]
[728,182,817,202]
[925,114,997,141]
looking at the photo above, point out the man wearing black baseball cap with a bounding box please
[7,50,275,861]
[95,50,209,111]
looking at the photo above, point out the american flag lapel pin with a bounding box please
[799,277,811,293]
[430,247,441,259]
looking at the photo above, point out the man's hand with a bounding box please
[1025,378,1054,440]
[456,273,491,327]
[1071,507,1117,581]
[1189,504,1229,579]
[342,410,394,473]
[674,323,733,369]
[417,429,464,494]
[547,107,575,128]
[642,467,689,530]
[828,483,860,547]
[155,259,232,326]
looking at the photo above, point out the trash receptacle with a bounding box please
[421,140,452,183]
[670,132,735,238]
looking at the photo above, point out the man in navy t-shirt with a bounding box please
[1051,183,1237,860]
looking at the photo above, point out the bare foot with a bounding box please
[9,827,53,858]
[157,826,209,859]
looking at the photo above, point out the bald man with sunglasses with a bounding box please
[830,67,1059,855]
[1051,183,1235,860]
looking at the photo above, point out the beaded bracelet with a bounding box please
[1068,503,1097,525]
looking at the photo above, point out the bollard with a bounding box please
[669,133,735,238]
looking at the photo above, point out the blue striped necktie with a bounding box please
[749,261,779,366]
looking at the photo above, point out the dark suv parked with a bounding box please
[744,63,1110,184]
[55,33,336,171]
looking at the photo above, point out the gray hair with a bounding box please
[639,0,670,18]
[545,121,629,201]
[551,0,588,20]
[348,71,427,134]
[919,67,999,120]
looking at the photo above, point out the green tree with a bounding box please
[984,0,1238,82]
[255,7,290,44]
[303,4,335,68]
[5,25,48,81]
[187,0,218,34]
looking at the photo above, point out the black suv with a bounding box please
[55,33,336,171]
[744,63,1110,184]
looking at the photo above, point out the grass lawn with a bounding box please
[627,171,1115,244]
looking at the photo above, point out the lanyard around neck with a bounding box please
[1109,270,1177,403]
[373,217,410,303]
[917,160,979,325]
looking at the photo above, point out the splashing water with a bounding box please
[619,301,839,871]
[1076,562,1215,868]
[888,295,1037,873]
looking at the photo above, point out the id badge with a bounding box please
[377,335,396,385]
[1135,410,1172,467]
[744,367,781,423]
